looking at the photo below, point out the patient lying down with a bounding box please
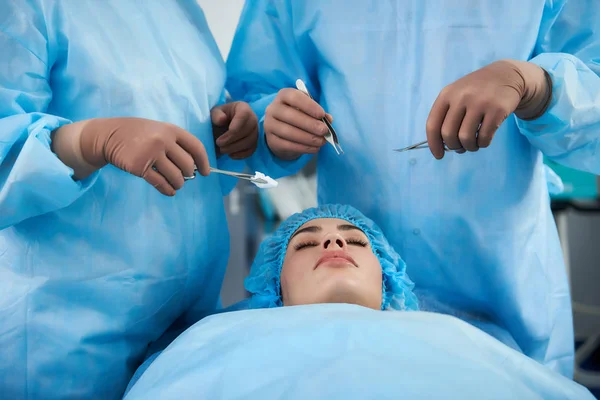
[123,205,595,399]
[125,204,418,393]
[240,203,418,312]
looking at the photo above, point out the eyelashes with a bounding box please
[347,238,368,247]
[293,238,368,250]
[294,241,318,250]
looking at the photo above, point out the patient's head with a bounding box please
[281,218,382,310]
[244,204,418,311]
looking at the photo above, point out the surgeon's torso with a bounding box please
[0,1,229,398]
[40,1,229,281]
[287,0,571,375]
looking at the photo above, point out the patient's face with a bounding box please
[280,218,383,310]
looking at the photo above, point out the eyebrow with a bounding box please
[290,224,363,240]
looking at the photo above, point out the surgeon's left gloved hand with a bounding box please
[211,102,258,160]
[425,60,552,159]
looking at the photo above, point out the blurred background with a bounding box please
[198,0,321,308]
[199,0,600,394]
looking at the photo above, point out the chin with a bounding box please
[314,279,376,309]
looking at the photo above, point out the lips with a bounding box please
[315,250,357,269]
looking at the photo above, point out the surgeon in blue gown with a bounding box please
[0,1,262,398]
[227,0,600,377]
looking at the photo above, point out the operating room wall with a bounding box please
[198,0,245,59]
[559,210,600,340]
[198,0,252,307]
[202,0,600,340]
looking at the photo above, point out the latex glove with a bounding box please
[264,88,333,160]
[51,117,210,196]
[211,101,259,160]
[426,60,552,159]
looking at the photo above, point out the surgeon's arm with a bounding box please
[0,20,99,230]
[516,0,600,174]
[226,0,316,179]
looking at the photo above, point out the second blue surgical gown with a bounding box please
[0,1,244,398]
[227,0,600,377]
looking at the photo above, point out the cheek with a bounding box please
[359,252,383,283]
[280,263,293,294]
[280,253,311,291]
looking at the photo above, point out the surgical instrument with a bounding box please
[183,166,278,189]
[393,140,459,153]
[295,79,344,155]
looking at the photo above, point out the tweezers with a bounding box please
[177,166,267,185]
[198,167,268,185]
[295,79,344,155]
[393,140,455,153]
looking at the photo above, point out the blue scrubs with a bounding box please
[227,0,600,377]
[0,1,243,398]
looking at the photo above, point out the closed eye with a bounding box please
[346,238,368,247]
[294,241,319,250]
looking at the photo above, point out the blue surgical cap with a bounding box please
[243,204,419,311]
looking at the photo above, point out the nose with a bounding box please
[322,233,346,250]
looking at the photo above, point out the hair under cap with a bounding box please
[242,204,419,311]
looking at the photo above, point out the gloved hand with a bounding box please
[263,88,333,160]
[426,60,552,159]
[211,102,259,160]
[51,117,210,196]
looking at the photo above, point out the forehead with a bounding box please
[298,218,351,230]
[290,218,367,239]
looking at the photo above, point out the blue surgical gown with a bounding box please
[0,1,244,398]
[227,0,600,377]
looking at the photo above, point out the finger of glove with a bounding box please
[267,132,321,156]
[458,110,483,152]
[271,104,329,137]
[142,168,177,197]
[426,97,450,159]
[477,111,506,148]
[278,88,326,120]
[176,131,210,176]
[440,105,466,151]
[268,118,326,148]
[216,111,253,147]
[219,133,257,157]
[153,156,185,190]
[230,148,256,160]
[210,107,230,127]
[166,145,196,177]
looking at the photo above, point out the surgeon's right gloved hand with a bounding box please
[51,118,211,196]
[263,88,333,160]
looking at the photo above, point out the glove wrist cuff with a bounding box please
[515,64,553,121]
[51,121,102,180]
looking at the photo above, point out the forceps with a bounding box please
[186,167,269,185]
[211,168,268,185]
[393,140,457,153]
[295,79,344,155]
[155,165,270,185]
